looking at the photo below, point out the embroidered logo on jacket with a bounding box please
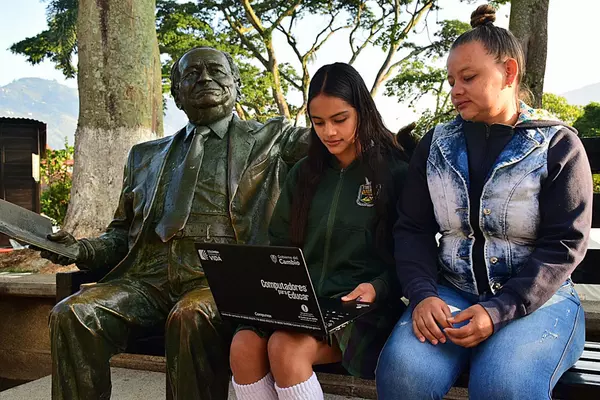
[356,177,378,207]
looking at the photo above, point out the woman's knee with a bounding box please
[376,327,463,399]
[376,319,420,378]
[469,373,550,400]
[376,346,454,400]
[469,350,554,400]
[376,337,417,390]
[230,330,269,376]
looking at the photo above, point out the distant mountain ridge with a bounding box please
[0,78,188,149]
[562,82,600,106]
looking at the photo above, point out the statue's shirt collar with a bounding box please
[186,113,233,140]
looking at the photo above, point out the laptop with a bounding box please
[194,243,376,338]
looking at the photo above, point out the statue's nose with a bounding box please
[198,68,213,83]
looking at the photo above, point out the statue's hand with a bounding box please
[39,230,83,266]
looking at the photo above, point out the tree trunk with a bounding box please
[509,0,549,108]
[64,0,163,238]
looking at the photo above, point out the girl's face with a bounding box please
[309,94,359,167]
[447,40,519,125]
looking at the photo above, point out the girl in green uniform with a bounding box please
[229,62,410,399]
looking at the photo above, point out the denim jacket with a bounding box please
[427,119,562,295]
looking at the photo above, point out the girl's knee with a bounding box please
[267,331,314,369]
[230,330,268,375]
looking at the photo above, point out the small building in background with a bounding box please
[0,118,47,247]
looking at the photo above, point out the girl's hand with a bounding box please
[341,283,377,303]
[444,304,494,348]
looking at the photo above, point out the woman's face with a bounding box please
[447,40,518,125]
[309,94,359,166]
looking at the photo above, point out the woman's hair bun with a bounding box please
[470,4,496,28]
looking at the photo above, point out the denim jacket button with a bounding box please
[492,282,502,290]
[483,208,492,215]
[490,256,499,264]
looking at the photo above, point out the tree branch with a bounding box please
[276,24,303,63]
[349,15,388,65]
[220,6,269,66]
[269,0,304,34]
[241,0,265,35]
[306,11,349,60]
[370,0,434,96]
[348,1,365,56]
[435,80,444,113]
[383,43,435,80]
[221,5,301,93]
[349,1,393,65]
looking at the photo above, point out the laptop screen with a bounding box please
[195,243,326,334]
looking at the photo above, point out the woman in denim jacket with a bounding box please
[376,5,592,399]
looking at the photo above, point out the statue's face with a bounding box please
[176,48,237,125]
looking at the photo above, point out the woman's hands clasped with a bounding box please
[412,297,494,347]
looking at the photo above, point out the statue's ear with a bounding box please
[173,92,183,110]
[172,81,183,109]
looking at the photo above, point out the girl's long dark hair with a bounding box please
[290,62,409,262]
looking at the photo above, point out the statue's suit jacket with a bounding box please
[83,115,310,280]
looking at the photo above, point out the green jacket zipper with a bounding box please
[318,167,346,294]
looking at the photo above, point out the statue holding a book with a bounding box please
[42,46,309,400]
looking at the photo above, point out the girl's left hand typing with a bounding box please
[341,283,377,303]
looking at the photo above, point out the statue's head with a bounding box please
[171,47,241,125]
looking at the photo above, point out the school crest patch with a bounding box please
[356,177,378,207]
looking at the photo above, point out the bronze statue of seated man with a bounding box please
[44,46,309,400]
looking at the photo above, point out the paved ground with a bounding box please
[0,368,366,400]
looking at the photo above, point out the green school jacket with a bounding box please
[269,154,408,301]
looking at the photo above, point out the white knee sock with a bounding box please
[275,372,324,400]
[232,372,278,400]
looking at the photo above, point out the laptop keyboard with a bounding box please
[323,309,351,328]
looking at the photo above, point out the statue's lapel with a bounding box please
[228,115,256,203]
[142,129,184,221]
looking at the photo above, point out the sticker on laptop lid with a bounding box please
[197,249,222,262]
[270,254,301,266]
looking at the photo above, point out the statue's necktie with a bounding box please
[155,126,211,242]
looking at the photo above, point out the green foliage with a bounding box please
[385,19,470,135]
[385,60,447,107]
[40,141,74,226]
[10,0,77,78]
[593,174,600,194]
[541,93,583,125]
[574,102,600,138]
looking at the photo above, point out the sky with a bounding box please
[1,0,599,131]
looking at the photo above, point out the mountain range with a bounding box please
[1,77,599,149]
[562,82,600,107]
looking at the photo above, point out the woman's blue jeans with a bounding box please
[375,281,585,399]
